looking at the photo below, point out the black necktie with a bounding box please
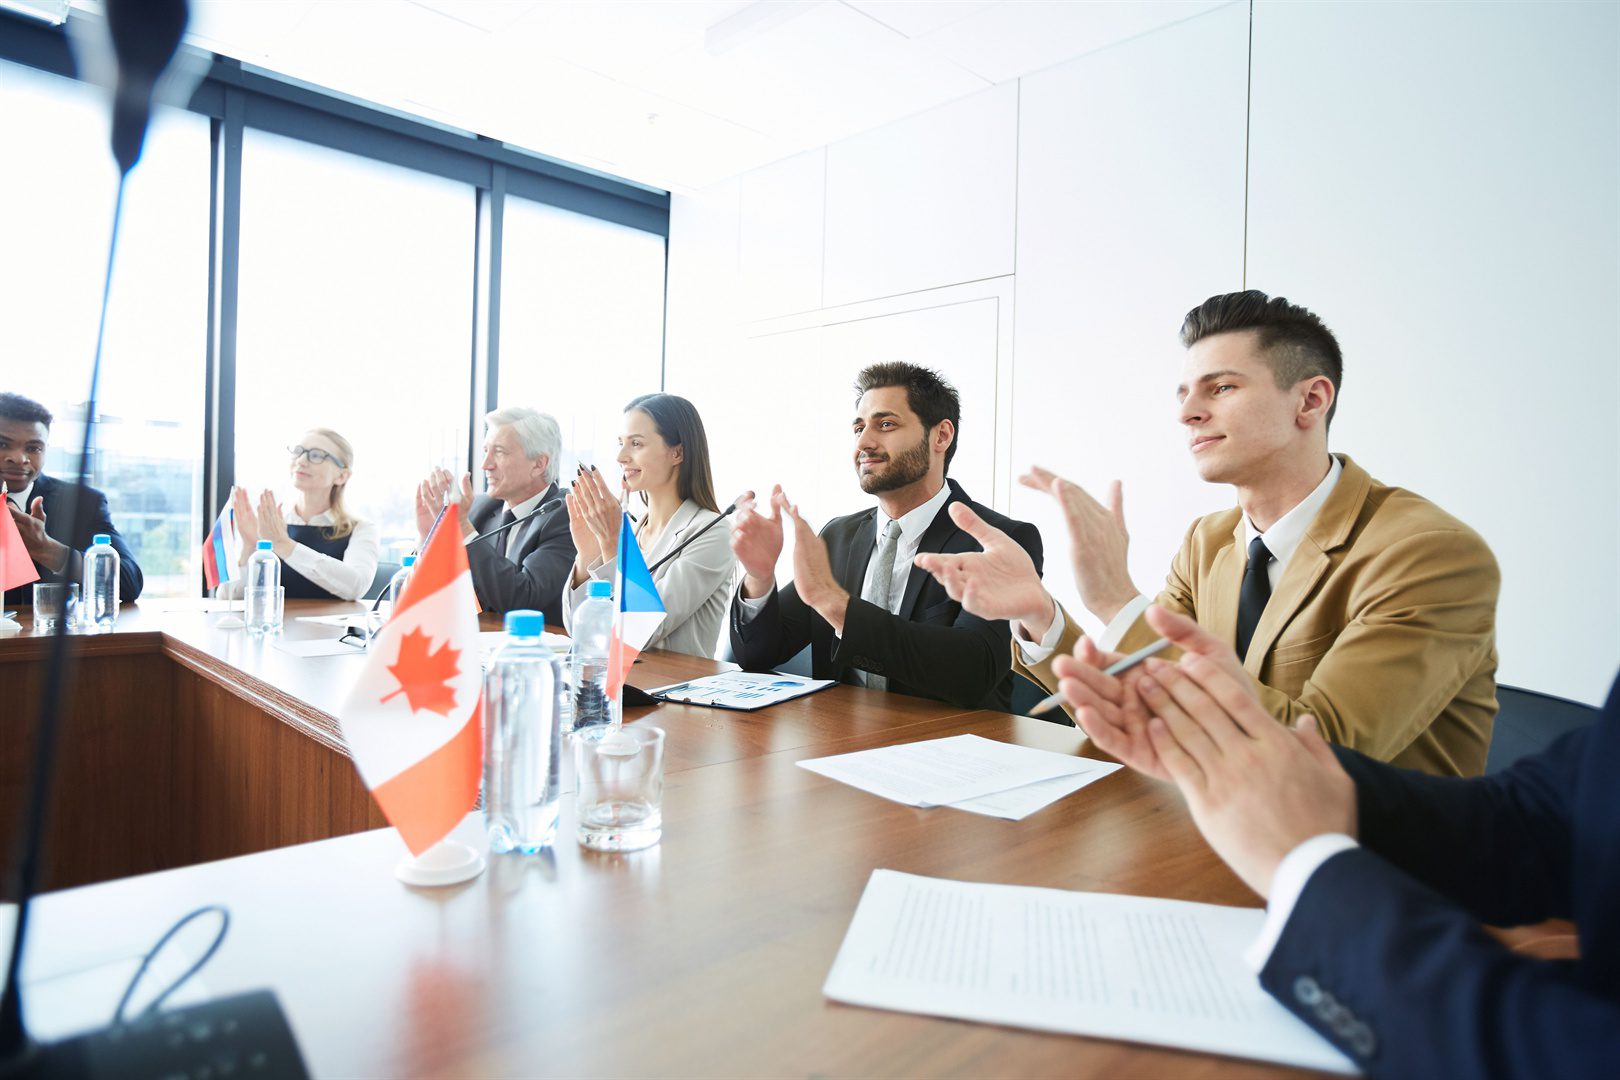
[495,508,517,559]
[1235,535,1273,661]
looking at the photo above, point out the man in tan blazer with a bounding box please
[917,290,1499,776]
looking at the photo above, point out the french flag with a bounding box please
[606,511,666,702]
[200,502,242,590]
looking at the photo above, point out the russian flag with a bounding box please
[606,511,666,702]
[201,502,242,590]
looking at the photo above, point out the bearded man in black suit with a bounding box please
[729,362,1042,711]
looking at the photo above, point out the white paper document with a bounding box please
[798,734,1106,809]
[949,762,1122,820]
[271,637,363,658]
[824,870,1356,1074]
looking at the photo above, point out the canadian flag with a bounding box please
[338,505,482,855]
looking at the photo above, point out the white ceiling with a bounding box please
[100,0,1232,192]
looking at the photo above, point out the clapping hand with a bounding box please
[914,502,1054,639]
[783,499,849,633]
[231,486,261,557]
[1133,644,1355,900]
[1019,466,1138,625]
[256,489,292,557]
[568,465,624,562]
[415,467,475,542]
[730,486,785,599]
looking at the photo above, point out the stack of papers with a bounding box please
[798,734,1120,820]
[824,870,1355,1074]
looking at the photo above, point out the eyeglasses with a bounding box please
[288,445,347,468]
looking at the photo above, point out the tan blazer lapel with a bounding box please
[1244,455,1371,673]
[1206,523,1245,649]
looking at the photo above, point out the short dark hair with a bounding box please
[1179,290,1343,426]
[853,362,961,471]
[0,393,53,428]
[625,393,720,514]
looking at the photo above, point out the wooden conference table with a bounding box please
[5,599,1322,1078]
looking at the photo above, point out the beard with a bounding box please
[856,432,931,495]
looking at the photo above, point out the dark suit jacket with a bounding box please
[4,473,143,607]
[729,479,1043,711]
[1261,672,1620,1076]
[464,486,574,625]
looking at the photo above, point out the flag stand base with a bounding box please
[396,839,485,886]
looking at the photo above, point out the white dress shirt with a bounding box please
[217,508,380,602]
[474,486,550,564]
[4,480,33,512]
[1244,832,1361,971]
[737,481,954,623]
[1018,457,1344,663]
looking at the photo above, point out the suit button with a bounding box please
[1348,1021,1378,1059]
[1293,976,1322,1006]
[1330,1009,1359,1038]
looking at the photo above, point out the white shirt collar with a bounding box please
[284,506,332,526]
[506,483,553,519]
[876,480,952,549]
[1242,455,1342,570]
[4,480,33,511]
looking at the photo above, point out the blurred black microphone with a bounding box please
[647,499,739,574]
[105,0,190,175]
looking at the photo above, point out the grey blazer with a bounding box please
[561,498,736,659]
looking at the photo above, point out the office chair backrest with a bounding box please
[364,561,402,602]
[1486,684,1600,774]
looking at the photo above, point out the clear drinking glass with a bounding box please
[574,725,665,852]
[31,582,78,633]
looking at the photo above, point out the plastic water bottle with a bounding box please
[244,540,281,637]
[484,609,564,853]
[82,533,120,632]
[387,555,416,609]
[570,580,614,735]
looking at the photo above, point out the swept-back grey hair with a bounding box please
[486,406,561,485]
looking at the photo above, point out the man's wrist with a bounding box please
[817,587,851,635]
[42,538,71,574]
[741,572,774,599]
[1015,592,1058,642]
[1086,584,1139,626]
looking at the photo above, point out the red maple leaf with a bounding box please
[379,628,462,717]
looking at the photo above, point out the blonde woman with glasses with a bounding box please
[218,427,380,601]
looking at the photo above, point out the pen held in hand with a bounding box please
[1028,637,1173,718]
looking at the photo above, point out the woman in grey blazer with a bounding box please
[562,393,735,658]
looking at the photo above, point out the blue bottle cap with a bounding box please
[505,609,545,637]
[402,555,416,567]
[587,580,612,599]
[257,540,273,550]
[92,534,111,545]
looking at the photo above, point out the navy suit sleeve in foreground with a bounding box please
[1263,675,1620,1077]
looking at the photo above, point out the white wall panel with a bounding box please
[1011,3,1249,638]
[738,149,825,320]
[665,177,742,381]
[1247,0,1620,704]
[823,82,1017,307]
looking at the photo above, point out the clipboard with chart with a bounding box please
[648,670,836,711]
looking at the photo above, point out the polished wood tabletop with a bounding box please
[7,601,1317,1078]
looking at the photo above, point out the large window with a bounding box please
[1,12,669,595]
[0,59,209,597]
[497,199,666,470]
[233,130,476,561]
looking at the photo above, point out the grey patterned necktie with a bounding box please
[862,520,904,690]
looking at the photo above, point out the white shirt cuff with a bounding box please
[1097,593,1151,652]
[735,583,771,623]
[1243,833,1360,972]
[1014,599,1069,665]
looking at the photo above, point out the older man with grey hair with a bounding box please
[415,406,574,622]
